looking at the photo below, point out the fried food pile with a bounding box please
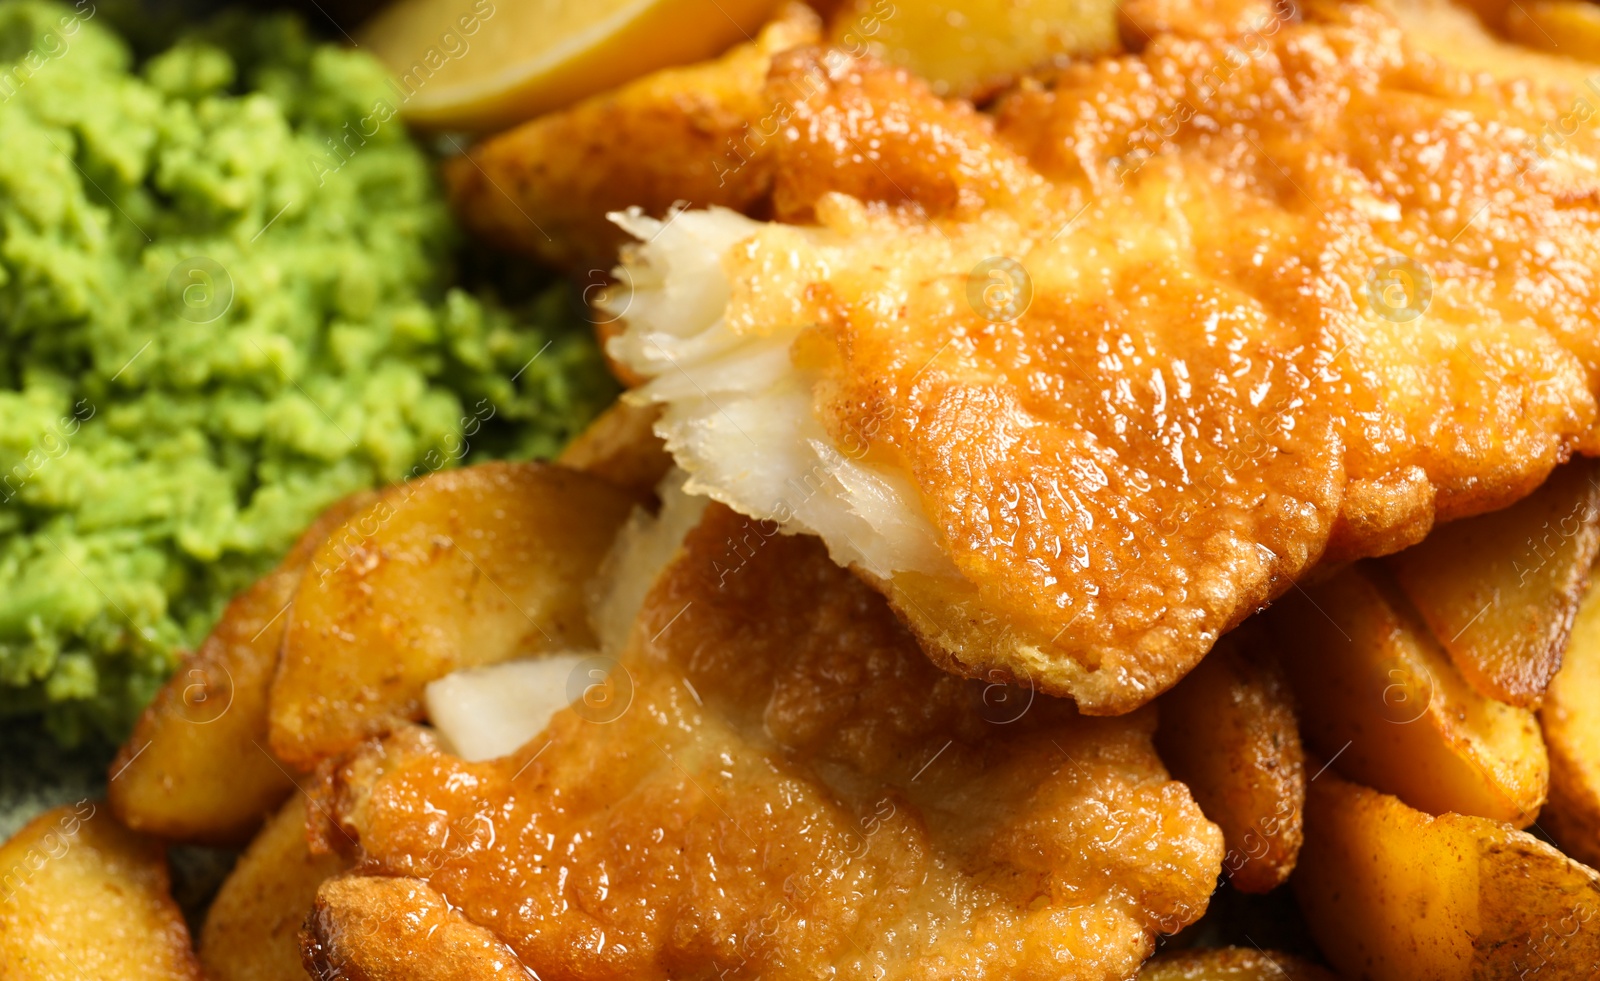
[9,1,1600,980]
[7,443,1600,980]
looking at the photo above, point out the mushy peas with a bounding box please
[0,1,613,741]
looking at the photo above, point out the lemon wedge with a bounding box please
[360,0,782,132]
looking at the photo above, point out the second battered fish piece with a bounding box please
[307,503,1222,981]
[606,0,1600,713]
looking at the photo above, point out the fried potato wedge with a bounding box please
[110,493,374,844]
[1138,947,1337,981]
[1542,577,1600,868]
[1387,458,1600,706]
[199,795,350,981]
[1154,626,1305,893]
[0,803,204,981]
[556,398,671,497]
[443,5,819,272]
[268,461,636,769]
[1114,0,1293,41]
[828,0,1120,100]
[304,875,531,981]
[1294,771,1600,981]
[1502,0,1600,61]
[1269,564,1547,827]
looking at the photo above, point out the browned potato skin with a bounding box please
[303,876,532,981]
[1270,564,1548,827]
[1386,458,1600,706]
[1502,0,1600,61]
[443,6,820,273]
[1137,947,1337,981]
[1542,576,1600,868]
[109,492,376,844]
[0,803,205,981]
[1294,771,1600,981]
[268,461,637,769]
[1115,0,1288,43]
[200,796,350,981]
[556,399,672,497]
[1154,626,1305,894]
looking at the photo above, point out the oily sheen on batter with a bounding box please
[607,0,1600,713]
[304,504,1222,981]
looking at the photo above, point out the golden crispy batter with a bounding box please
[305,876,531,981]
[442,5,820,272]
[308,504,1222,981]
[611,0,1600,714]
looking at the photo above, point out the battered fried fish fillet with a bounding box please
[305,498,1223,981]
[605,0,1600,714]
